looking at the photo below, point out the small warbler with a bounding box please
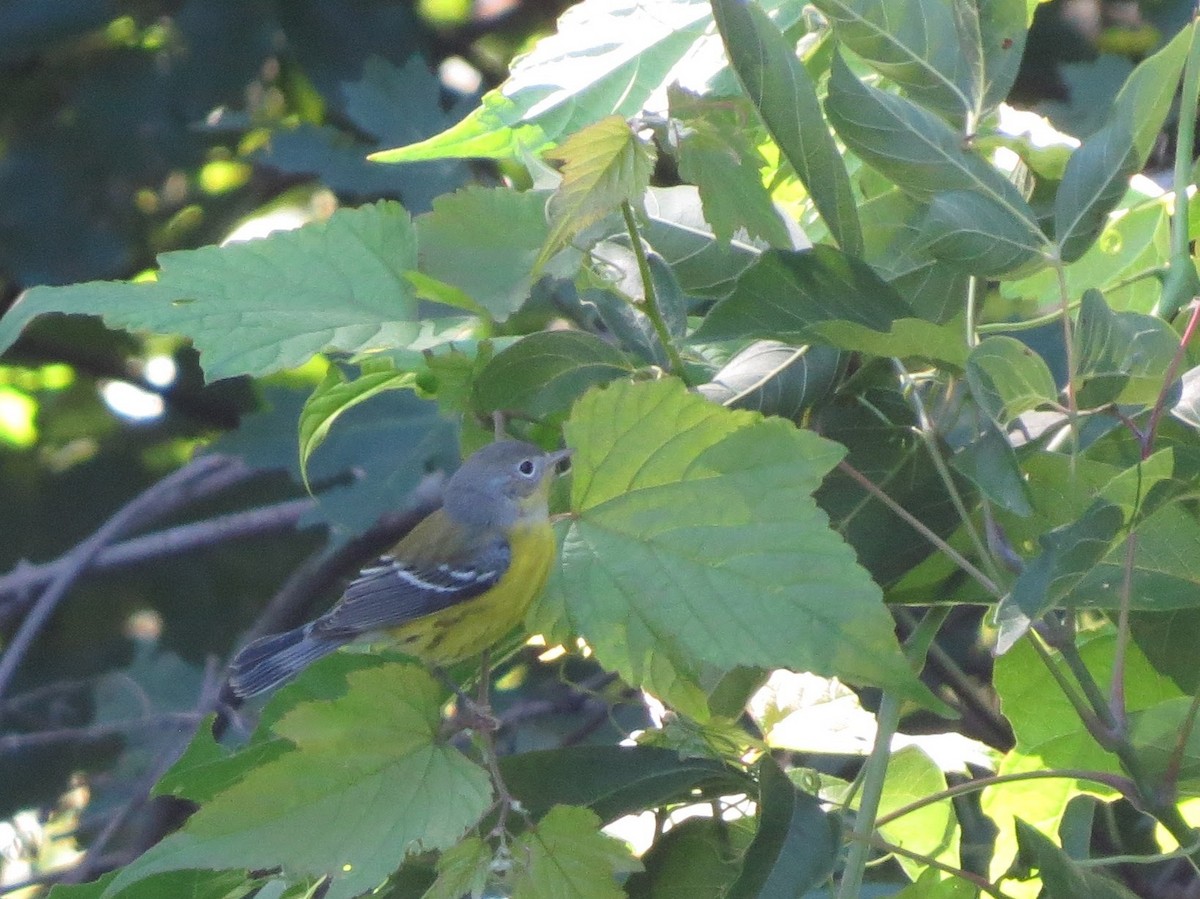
[228,440,570,698]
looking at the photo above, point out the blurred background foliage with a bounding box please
[0,0,1195,891]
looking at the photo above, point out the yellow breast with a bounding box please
[383,522,556,665]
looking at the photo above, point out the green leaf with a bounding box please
[917,189,1049,278]
[626,816,752,899]
[697,341,843,420]
[369,0,808,163]
[1074,289,1180,408]
[875,746,960,882]
[726,757,838,898]
[710,0,863,255]
[859,189,969,323]
[416,187,552,322]
[825,53,1036,222]
[555,378,944,715]
[1014,820,1141,898]
[472,331,634,420]
[536,117,656,270]
[500,746,745,823]
[49,870,255,899]
[669,89,793,248]
[693,246,909,342]
[1002,194,1170,314]
[0,203,424,382]
[950,421,1033,516]
[994,500,1126,654]
[103,660,492,899]
[424,836,492,899]
[813,0,1025,121]
[984,631,1177,879]
[508,805,640,899]
[1054,25,1192,261]
[298,363,418,491]
[965,336,1059,429]
[1066,500,1200,612]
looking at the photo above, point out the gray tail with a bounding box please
[227,623,342,698]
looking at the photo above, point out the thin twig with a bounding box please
[837,460,1002,598]
[0,497,318,612]
[0,455,255,703]
[0,712,203,754]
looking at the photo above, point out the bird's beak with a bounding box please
[547,448,573,471]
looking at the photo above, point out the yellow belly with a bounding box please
[382,523,555,665]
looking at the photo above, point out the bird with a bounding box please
[227,439,571,698]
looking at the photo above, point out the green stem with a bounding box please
[1157,18,1200,319]
[1054,262,1081,480]
[620,201,690,383]
[837,691,903,899]
[876,768,1137,828]
[893,362,1005,588]
[860,833,1011,898]
[837,608,947,899]
[837,460,1002,598]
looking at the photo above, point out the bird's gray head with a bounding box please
[443,440,571,530]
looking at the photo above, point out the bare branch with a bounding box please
[0,455,258,702]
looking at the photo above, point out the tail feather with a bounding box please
[228,624,343,698]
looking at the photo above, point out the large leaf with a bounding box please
[917,188,1049,278]
[711,0,863,255]
[103,659,492,899]
[416,187,552,322]
[370,0,808,162]
[0,202,424,382]
[1054,25,1193,262]
[548,378,943,715]
[813,0,1025,121]
[695,246,905,339]
[698,340,843,420]
[825,52,1038,236]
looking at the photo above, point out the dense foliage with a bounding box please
[3,0,1200,896]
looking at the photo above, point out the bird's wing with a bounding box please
[312,531,511,639]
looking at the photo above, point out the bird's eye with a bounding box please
[518,459,536,477]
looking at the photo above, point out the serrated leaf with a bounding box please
[965,336,1059,429]
[918,189,1049,277]
[416,187,552,322]
[0,202,424,382]
[369,0,808,163]
[299,364,419,491]
[825,53,1035,220]
[424,837,492,899]
[994,500,1125,653]
[554,378,944,715]
[669,89,792,248]
[472,330,634,420]
[726,757,838,898]
[711,0,863,255]
[1054,26,1192,261]
[536,117,656,270]
[103,661,492,899]
[1074,288,1180,408]
[508,806,639,899]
